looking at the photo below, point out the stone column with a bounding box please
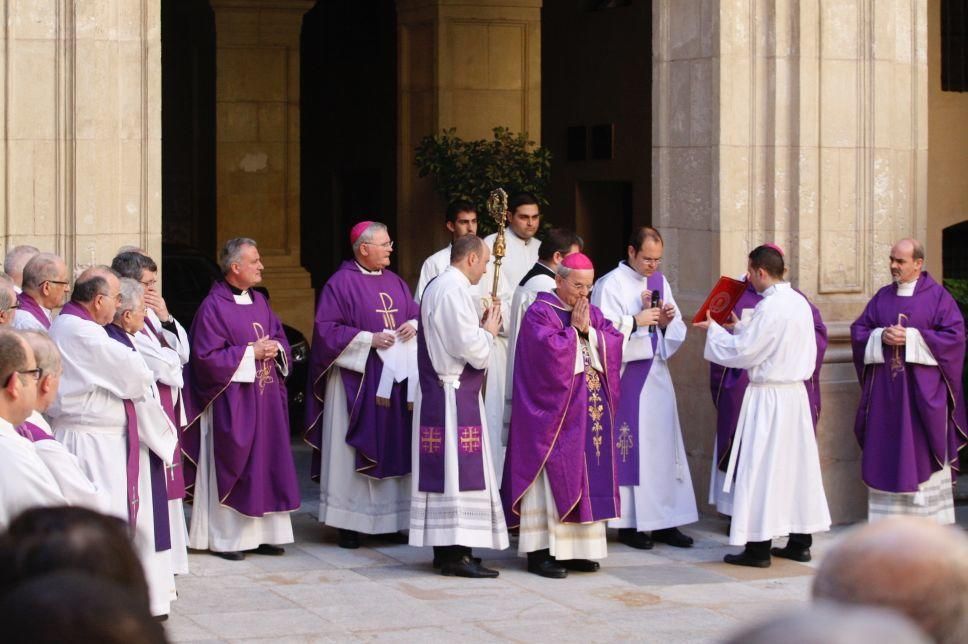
[397,0,542,283]
[0,0,162,271]
[654,0,927,523]
[211,0,314,337]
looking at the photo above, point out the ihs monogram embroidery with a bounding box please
[583,343,604,465]
[252,322,274,394]
[617,422,634,462]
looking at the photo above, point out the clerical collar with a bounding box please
[508,228,535,246]
[354,261,382,275]
[227,283,247,296]
[619,261,647,280]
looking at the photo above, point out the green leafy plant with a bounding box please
[415,127,552,235]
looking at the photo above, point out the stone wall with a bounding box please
[0,0,161,271]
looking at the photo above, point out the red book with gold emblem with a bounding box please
[692,276,748,324]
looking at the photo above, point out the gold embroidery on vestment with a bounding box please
[583,342,604,465]
[376,292,398,329]
[617,422,634,462]
[252,322,274,394]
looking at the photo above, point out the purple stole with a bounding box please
[103,323,171,551]
[501,292,625,527]
[17,292,51,329]
[613,271,663,486]
[141,318,186,501]
[415,317,486,493]
[850,272,967,492]
[16,421,53,442]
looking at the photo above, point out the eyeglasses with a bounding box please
[567,281,593,294]
[0,304,19,315]
[639,257,662,265]
[365,240,394,250]
[140,279,158,288]
[44,280,70,287]
[17,368,43,381]
[99,291,123,303]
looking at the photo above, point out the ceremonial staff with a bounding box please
[486,188,508,300]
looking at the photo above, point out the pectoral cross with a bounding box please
[459,426,482,454]
[376,292,398,329]
[252,322,274,394]
[890,313,908,380]
[420,427,442,454]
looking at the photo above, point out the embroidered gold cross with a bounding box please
[376,292,398,329]
[252,322,274,394]
[583,343,604,465]
[459,427,482,454]
[421,427,442,454]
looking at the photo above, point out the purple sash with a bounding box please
[613,272,663,486]
[139,323,186,501]
[416,316,486,493]
[16,421,53,442]
[17,292,51,329]
[122,398,142,531]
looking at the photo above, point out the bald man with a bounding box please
[850,239,965,524]
[15,252,70,331]
[813,517,968,644]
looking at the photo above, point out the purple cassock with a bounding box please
[17,292,51,329]
[850,272,967,493]
[182,281,300,517]
[304,260,419,482]
[501,291,625,527]
[709,280,827,472]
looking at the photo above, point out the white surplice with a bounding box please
[409,266,509,549]
[415,244,452,303]
[13,307,51,331]
[47,313,178,616]
[703,283,831,545]
[24,411,102,511]
[317,264,412,534]
[0,418,67,530]
[860,278,955,524]
[593,263,699,531]
[134,309,191,574]
[188,289,295,553]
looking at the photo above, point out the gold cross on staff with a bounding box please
[459,426,482,454]
[376,292,398,329]
[421,427,442,454]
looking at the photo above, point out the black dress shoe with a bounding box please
[338,529,361,549]
[211,550,245,561]
[375,531,409,544]
[723,551,771,568]
[560,558,600,572]
[433,555,481,569]
[652,527,695,548]
[527,550,568,579]
[249,544,285,556]
[441,555,499,578]
[617,528,653,550]
[771,545,811,562]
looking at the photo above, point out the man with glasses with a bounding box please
[592,226,698,551]
[14,252,70,331]
[0,282,19,327]
[502,253,625,578]
[306,221,418,549]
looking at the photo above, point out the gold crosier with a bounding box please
[486,188,509,301]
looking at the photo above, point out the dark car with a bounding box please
[161,244,310,430]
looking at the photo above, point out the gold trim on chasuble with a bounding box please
[582,341,605,465]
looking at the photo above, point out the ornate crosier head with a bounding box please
[486,188,508,228]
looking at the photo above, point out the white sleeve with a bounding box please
[33,441,103,511]
[703,308,780,369]
[0,445,68,520]
[904,328,939,366]
[592,278,650,362]
[333,331,374,373]
[864,328,886,365]
[158,317,191,364]
[232,345,256,383]
[133,334,185,388]
[436,290,493,370]
[134,397,178,465]
[656,277,686,360]
[415,259,434,303]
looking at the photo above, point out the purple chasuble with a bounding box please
[104,324,171,551]
[850,272,967,493]
[501,291,625,527]
[16,421,53,442]
[709,281,828,472]
[182,281,300,517]
[17,292,51,330]
[304,261,419,481]
[613,271,663,486]
[140,321,186,501]
[415,316,486,493]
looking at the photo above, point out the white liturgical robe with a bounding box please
[0,418,66,530]
[409,266,509,550]
[13,306,51,331]
[703,283,831,545]
[415,244,451,303]
[593,263,699,531]
[23,411,101,511]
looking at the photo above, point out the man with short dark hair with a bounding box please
[696,246,830,567]
[850,238,965,524]
[415,199,480,302]
[184,238,299,562]
[15,252,70,331]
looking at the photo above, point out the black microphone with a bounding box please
[648,290,660,334]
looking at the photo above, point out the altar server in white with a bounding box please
[696,245,830,567]
[592,227,698,550]
[415,200,479,302]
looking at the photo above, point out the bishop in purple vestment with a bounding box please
[850,238,966,524]
[183,238,300,560]
[304,221,418,549]
[502,253,625,579]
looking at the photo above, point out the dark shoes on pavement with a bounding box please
[441,554,499,578]
[771,545,811,562]
[527,549,568,579]
[338,529,361,549]
[560,558,600,573]
[652,527,694,548]
[618,528,653,550]
[211,550,245,561]
[211,543,284,561]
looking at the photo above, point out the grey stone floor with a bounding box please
[165,445,968,643]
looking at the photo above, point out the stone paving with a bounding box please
[165,444,967,643]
